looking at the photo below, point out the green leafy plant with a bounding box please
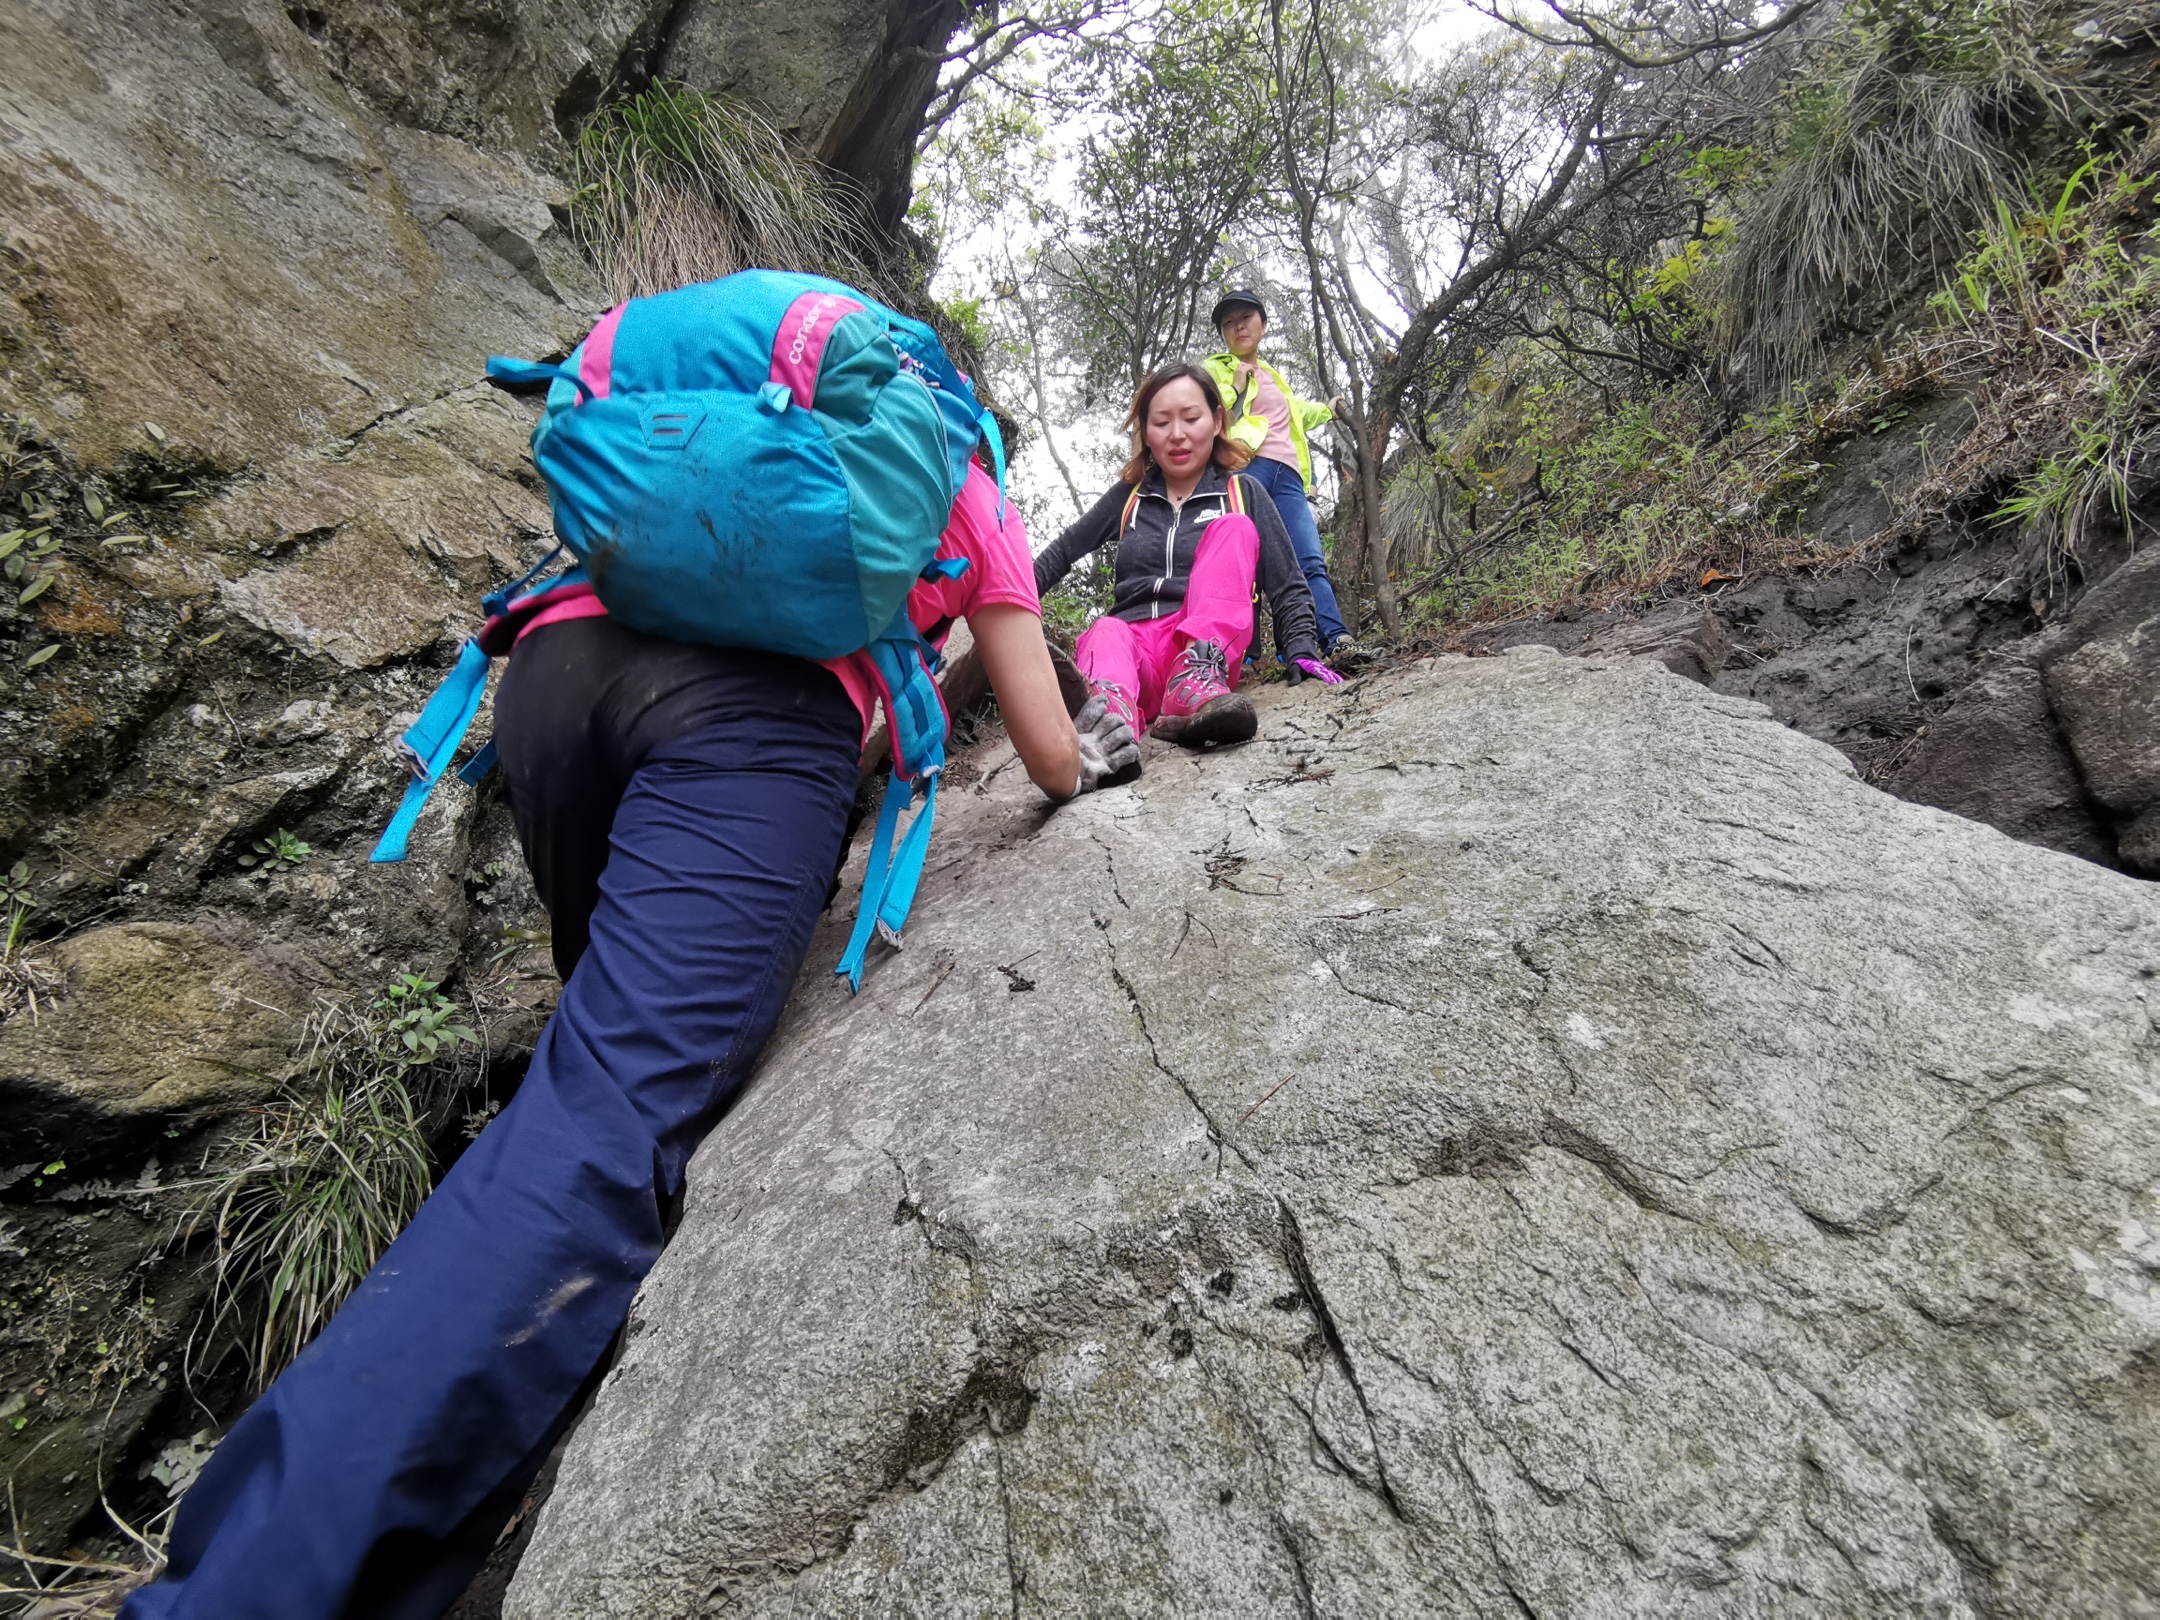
[238,828,311,873]
[184,976,482,1387]
[375,974,479,1064]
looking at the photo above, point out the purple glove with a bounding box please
[1292,657,1344,686]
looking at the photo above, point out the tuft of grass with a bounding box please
[571,83,875,302]
[1724,0,2093,376]
[3,858,31,960]
[2,1497,169,1618]
[182,977,480,1389]
[1937,155,2160,558]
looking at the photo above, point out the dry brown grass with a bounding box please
[571,84,879,303]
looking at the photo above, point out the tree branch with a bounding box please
[1470,0,1819,70]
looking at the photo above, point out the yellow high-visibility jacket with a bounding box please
[1203,351,1334,493]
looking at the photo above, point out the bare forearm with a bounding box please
[970,604,1081,799]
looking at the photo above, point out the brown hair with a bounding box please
[1119,363,1254,486]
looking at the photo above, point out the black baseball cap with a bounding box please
[1211,290,1268,330]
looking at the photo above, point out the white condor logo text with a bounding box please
[787,296,846,365]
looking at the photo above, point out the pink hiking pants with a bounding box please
[1075,512,1259,729]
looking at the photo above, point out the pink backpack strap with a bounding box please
[768,290,866,409]
[578,305,626,401]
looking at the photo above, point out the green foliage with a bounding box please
[1039,570,1113,653]
[237,828,311,874]
[1723,0,2096,374]
[1405,127,2159,633]
[185,976,482,1388]
[375,974,479,1064]
[570,82,871,302]
[912,90,1054,256]
[1408,348,1868,627]
[1042,1,1276,398]
[1935,155,2160,552]
[934,294,992,359]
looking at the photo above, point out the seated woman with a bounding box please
[1034,364,1341,754]
[121,459,1130,1620]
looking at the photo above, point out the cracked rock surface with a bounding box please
[511,650,2160,1618]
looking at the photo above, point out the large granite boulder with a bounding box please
[511,651,2160,1617]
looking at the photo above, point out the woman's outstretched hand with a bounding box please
[1288,657,1345,687]
[1072,693,1141,792]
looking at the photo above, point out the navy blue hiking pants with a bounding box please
[125,622,860,1620]
[1242,453,1348,647]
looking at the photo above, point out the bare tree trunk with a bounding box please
[1267,0,1404,640]
[1358,432,1395,636]
[1331,471,1368,632]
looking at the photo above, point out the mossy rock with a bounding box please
[0,922,308,1166]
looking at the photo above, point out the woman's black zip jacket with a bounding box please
[1032,462,1323,664]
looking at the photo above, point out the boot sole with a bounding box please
[1153,693,1257,749]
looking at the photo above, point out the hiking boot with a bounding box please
[1091,679,1143,739]
[1152,640,1257,748]
[1326,632,1369,670]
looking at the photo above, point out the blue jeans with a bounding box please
[124,640,859,1620]
[1243,454,1348,646]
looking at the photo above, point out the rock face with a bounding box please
[1888,651,2115,867]
[1572,604,1729,683]
[512,653,2160,1617]
[1889,541,2160,877]
[0,0,957,1555]
[660,0,967,233]
[0,923,310,1163]
[2037,544,2160,873]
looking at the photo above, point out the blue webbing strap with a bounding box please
[976,408,1008,523]
[483,546,567,618]
[370,639,491,863]
[485,357,591,401]
[875,772,938,933]
[456,739,499,785]
[836,770,913,993]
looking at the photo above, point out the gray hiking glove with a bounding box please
[1072,693,1141,793]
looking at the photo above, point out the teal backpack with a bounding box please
[371,270,1005,991]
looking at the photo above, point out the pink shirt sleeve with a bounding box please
[824,461,1039,745]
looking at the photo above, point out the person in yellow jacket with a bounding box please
[1205,290,1356,658]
